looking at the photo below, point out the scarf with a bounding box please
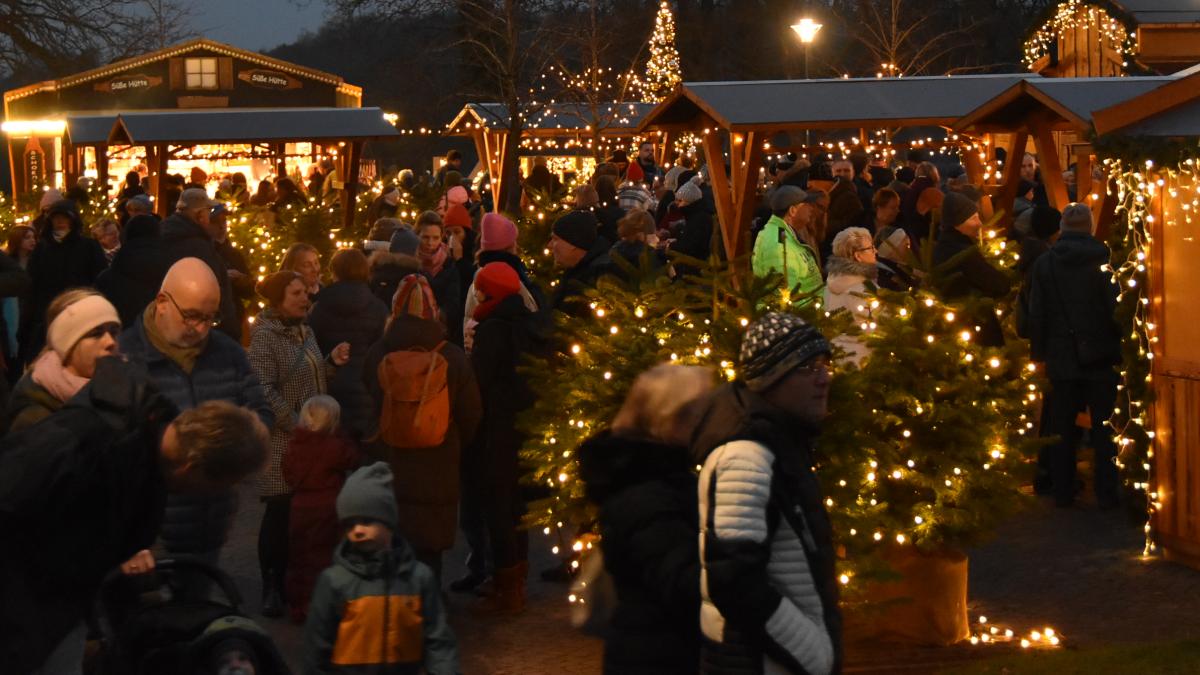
[31,350,89,404]
[143,303,205,374]
[419,243,449,277]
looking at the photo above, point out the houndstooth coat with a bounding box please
[248,309,331,497]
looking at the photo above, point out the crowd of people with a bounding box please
[0,139,1123,675]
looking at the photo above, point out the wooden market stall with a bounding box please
[444,101,657,210]
[636,74,1031,259]
[1092,69,1200,568]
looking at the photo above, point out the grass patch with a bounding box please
[940,640,1200,674]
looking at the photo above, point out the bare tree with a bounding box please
[847,0,985,77]
[140,0,197,50]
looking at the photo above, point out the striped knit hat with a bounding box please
[739,312,831,392]
[391,273,439,321]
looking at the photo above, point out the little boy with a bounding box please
[303,462,459,674]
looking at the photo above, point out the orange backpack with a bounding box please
[375,341,451,448]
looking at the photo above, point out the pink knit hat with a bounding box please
[446,185,469,207]
[480,212,518,252]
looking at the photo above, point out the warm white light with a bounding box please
[791,18,823,43]
[1,119,66,135]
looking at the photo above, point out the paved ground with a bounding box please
[215,476,1200,674]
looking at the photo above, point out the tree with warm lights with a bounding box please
[641,0,682,103]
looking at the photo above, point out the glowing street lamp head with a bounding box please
[791,18,822,44]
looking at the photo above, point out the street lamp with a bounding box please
[791,18,822,148]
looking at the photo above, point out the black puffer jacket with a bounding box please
[0,357,176,674]
[552,238,612,318]
[23,200,107,357]
[95,215,167,327]
[932,227,1012,347]
[309,280,389,440]
[579,432,701,675]
[159,212,240,341]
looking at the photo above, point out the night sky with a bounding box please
[194,0,330,51]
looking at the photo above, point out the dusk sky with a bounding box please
[194,0,331,51]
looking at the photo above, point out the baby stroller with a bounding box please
[92,557,291,675]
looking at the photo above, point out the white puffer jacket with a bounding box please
[699,439,834,675]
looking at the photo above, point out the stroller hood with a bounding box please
[183,615,291,675]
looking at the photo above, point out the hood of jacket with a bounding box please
[314,280,382,319]
[825,255,876,294]
[106,235,166,285]
[690,382,817,466]
[160,212,210,244]
[379,314,445,351]
[578,430,694,505]
[331,534,416,580]
[40,201,85,242]
[1050,230,1109,269]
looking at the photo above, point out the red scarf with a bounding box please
[419,243,449,276]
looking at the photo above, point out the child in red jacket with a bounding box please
[282,394,360,623]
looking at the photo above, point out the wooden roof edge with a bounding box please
[951,81,1031,132]
[1093,73,1200,135]
[727,116,958,133]
[444,105,489,134]
[637,85,731,133]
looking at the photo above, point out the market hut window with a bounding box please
[185,58,218,89]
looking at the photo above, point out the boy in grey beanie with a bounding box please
[304,462,459,674]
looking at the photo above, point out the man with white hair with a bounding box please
[160,188,240,340]
[120,257,272,570]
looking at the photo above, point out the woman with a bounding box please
[462,213,545,347]
[280,243,322,299]
[874,225,918,292]
[308,249,388,442]
[670,176,716,276]
[248,270,350,617]
[94,215,166,327]
[578,364,715,675]
[468,262,543,612]
[416,211,463,346]
[443,202,479,310]
[825,227,878,366]
[6,225,36,268]
[251,178,276,207]
[271,177,307,213]
[610,209,664,273]
[4,225,35,378]
[362,274,481,580]
[5,289,120,434]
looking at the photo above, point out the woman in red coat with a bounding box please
[281,394,359,623]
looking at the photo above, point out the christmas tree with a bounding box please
[642,1,683,103]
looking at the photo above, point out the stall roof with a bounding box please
[1094,67,1200,135]
[107,107,400,145]
[66,114,119,145]
[954,76,1173,132]
[638,74,1036,132]
[446,102,656,135]
[1114,0,1200,25]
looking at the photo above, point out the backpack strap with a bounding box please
[412,340,449,426]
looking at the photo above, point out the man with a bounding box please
[210,204,256,327]
[1020,152,1049,208]
[850,152,875,213]
[124,193,156,226]
[932,191,1011,346]
[691,312,842,675]
[865,187,901,235]
[160,188,240,341]
[752,186,824,308]
[91,218,121,263]
[635,141,662,185]
[120,257,272,566]
[0,358,269,674]
[825,160,865,258]
[436,149,463,185]
[549,210,611,316]
[1028,204,1122,508]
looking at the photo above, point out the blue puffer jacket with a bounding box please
[119,312,274,555]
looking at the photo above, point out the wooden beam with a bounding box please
[1032,124,1069,209]
[994,131,1028,230]
[701,131,736,260]
[731,131,764,261]
[342,141,363,231]
[152,144,169,218]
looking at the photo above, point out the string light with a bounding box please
[1022,0,1135,71]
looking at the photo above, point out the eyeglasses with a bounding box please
[794,357,833,377]
[163,291,220,329]
[855,245,877,254]
[81,322,121,340]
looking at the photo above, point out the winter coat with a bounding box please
[823,256,876,319]
[752,215,823,308]
[0,357,176,674]
[248,310,332,497]
[95,234,168,327]
[23,208,107,358]
[303,537,458,675]
[551,238,613,318]
[451,227,479,310]
[283,428,361,619]
[3,370,64,435]
[216,237,256,327]
[672,201,719,274]
[1028,230,1121,381]
[899,176,938,243]
[931,227,1012,347]
[690,383,842,675]
[610,240,667,277]
[0,253,30,370]
[462,250,548,346]
[1015,236,1052,339]
[159,211,240,341]
[309,281,389,440]
[596,203,626,245]
[469,295,542,491]
[369,251,422,309]
[425,263,463,346]
[578,432,701,675]
[362,316,482,553]
[119,313,273,555]
[824,179,865,259]
[875,257,918,292]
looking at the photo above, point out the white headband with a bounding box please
[47,295,120,359]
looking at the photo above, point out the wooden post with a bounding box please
[962,143,993,219]
[152,144,169,218]
[1032,125,1069,209]
[470,131,488,181]
[658,130,672,166]
[342,141,363,232]
[994,132,1028,230]
[701,130,736,258]
[96,145,109,196]
[731,131,765,261]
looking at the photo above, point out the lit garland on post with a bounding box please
[641,1,683,103]
[1021,0,1136,71]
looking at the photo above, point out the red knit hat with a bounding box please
[625,161,645,184]
[391,274,440,321]
[480,212,518,252]
[444,203,472,229]
[473,262,522,321]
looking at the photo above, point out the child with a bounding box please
[281,395,359,623]
[303,462,459,674]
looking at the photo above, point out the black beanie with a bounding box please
[553,210,599,250]
[940,191,979,231]
[1030,206,1061,240]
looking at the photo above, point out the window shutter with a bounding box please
[169,58,184,90]
[218,58,234,90]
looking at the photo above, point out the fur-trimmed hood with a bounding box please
[824,255,876,294]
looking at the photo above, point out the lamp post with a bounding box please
[790,18,822,149]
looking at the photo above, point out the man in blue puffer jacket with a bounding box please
[120,258,273,566]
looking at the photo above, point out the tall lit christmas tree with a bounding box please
[642,1,682,102]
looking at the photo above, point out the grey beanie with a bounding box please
[389,227,420,255]
[336,462,398,530]
[674,177,702,205]
[740,312,832,392]
[940,191,979,231]
[1060,203,1093,232]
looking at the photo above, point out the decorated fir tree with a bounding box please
[641,1,683,103]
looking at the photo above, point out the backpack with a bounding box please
[375,341,450,448]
